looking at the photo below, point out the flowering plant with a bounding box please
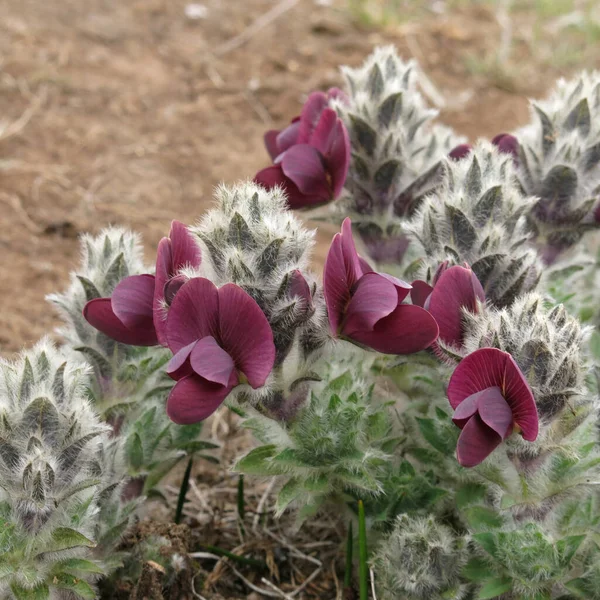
[6,46,600,600]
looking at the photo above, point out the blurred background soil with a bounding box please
[1,0,599,354]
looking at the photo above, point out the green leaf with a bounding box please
[10,583,50,600]
[143,456,183,492]
[416,418,454,454]
[74,346,113,379]
[556,535,586,567]
[277,478,304,513]
[128,432,144,471]
[53,573,96,599]
[38,527,96,556]
[462,557,492,582]
[477,576,512,599]
[473,533,499,559]
[464,506,505,531]
[177,440,220,454]
[76,276,101,301]
[564,577,590,597]
[456,483,487,508]
[55,558,104,575]
[235,445,279,475]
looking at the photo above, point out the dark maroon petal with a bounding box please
[492,133,519,159]
[280,144,331,200]
[169,220,202,272]
[166,374,233,424]
[163,274,187,306]
[166,277,219,353]
[255,164,288,190]
[111,274,156,330]
[166,340,197,380]
[288,269,313,309]
[327,117,351,198]
[456,414,503,467]
[432,260,450,285]
[427,266,485,346]
[452,390,481,429]
[477,387,514,439]
[255,165,320,210]
[265,129,281,161]
[190,336,237,387]
[340,218,365,281]
[377,273,412,303]
[217,283,275,388]
[154,237,173,346]
[449,144,473,160]
[275,120,301,156]
[447,348,538,441]
[84,298,158,346]
[345,303,439,355]
[343,273,398,336]
[309,108,337,156]
[297,91,329,143]
[410,280,434,307]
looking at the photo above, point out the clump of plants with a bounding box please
[5,46,600,599]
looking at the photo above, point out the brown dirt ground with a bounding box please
[2,0,594,356]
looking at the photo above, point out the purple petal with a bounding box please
[324,116,351,198]
[169,220,202,272]
[342,273,398,336]
[309,108,337,156]
[377,272,412,303]
[345,303,439,355]
[276,120,301,155]
[492,133,519,160]
[447,348,538,441]
[323,218,363,335]
[265,129,281,161]
[297,91,329,143]
[327,87,348,104]
[254,165,322,210]
[427,266,485,346]
[410,280,433,308]
[449,144,473,160]
[163,274,187,306]
[288,269,313,309]
[111,274,156,330]
[217,283,275,388]
[166,277,219,353]
[456,414,503,467]
[280,144,331,200]
[477,387,514,439]
[154,237,173,346]
[84,298,158,346]
[166,340,197,380]
[190,336,237,387]
[166,374,234,424]
[452,390,481,428]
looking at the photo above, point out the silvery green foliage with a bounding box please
[373,514,471,600]
[332,46,464,264]
[235,351,392,521]
[0,341,130,599]
[406,142,542,307]
[516,71,600,261]
[190,182,328,418]
[47,228,211,492]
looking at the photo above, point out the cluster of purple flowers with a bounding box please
[84,89,542,469]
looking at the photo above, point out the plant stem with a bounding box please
[175,457,193,524]
[238,474,245,521]
[344,520,353,589]
[358,500,368,600]
[198,544,267,570]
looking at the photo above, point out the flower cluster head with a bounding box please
[83,220,201,346]
[449,133,519,162]
[324,218,439,354]
[448,348,539,467]
[405,141,542,307]
[255,88,351,209]
[411,262,485,351]
[330,46,464,264]
[373,514,471,600]
[516,71,600,262]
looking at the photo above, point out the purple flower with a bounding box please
[84,274,159,346]
[448,348,539,467]
[164,277,276,424]
[411,263,485,348]
[84,220,201,347]
[154,220,202,345]
[449,134,519,162]
[323,218,439,354]
[254,89,350,209]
